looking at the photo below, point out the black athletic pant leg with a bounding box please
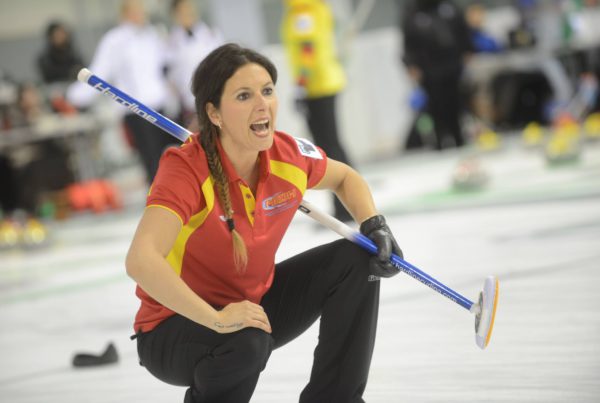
[424,76,465,150]
[304,95,348,163]
[124,112,176,185]
[0,155,18,213]
[304,95,353,221]
[136,315,273,403]
[261,239,380,403]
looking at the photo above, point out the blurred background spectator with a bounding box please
[281,0,353,222]
[0,82,74,248]
[167,0,224,129]
[465,3,503,53]
[9,83,74,212]
[67,0,175,186]
[400,0,473,151]
[37,21,84,85]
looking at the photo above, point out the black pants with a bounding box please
[423,75,465,150]
[0,154,18,213]
[0,141,74,215]
[303,95,353,222]
[124,112,177,185]
[136,239,380,403]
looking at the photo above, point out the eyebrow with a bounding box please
[233,81,274,93]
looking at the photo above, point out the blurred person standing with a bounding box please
[68,0,174,185]
[6,83,74,214]
[168,0,224,128]
[37,21,84,84]
[400,0,473,150]
[0,82,73,248]
[465,3,503,54]
[37,21,84,116]
[281,0,352,222]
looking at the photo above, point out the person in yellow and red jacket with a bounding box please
[282,0,353,222]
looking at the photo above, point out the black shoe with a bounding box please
[72,342,119,367]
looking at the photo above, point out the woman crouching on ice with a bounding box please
[126,43,402,403]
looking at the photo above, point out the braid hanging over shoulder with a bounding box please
[200,126,248,272]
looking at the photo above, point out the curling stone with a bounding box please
[21,218,49,249]
[67,182,90,211]
[451,157,489,191]
[583,112,600,140]
[544,129,581,165]
[522,121,545,147]
[0,219,21,249]
[476,129,501,151]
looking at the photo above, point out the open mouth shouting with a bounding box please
[250,119,271,137]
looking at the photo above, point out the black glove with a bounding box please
[360,215,403,278]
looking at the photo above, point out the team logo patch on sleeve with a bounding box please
[294,137,323,160]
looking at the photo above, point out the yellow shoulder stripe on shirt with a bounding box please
[165,176,215,276]
[270,160,308,194]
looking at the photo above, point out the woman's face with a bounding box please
[50,26,68,47]
[208,63,278,156]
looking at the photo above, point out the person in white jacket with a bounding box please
[168,0,224,128]
[68,0,175,185]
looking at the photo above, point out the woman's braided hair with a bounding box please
[191,43,277,272]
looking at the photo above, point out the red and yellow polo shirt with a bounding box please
[134,131,327,332]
